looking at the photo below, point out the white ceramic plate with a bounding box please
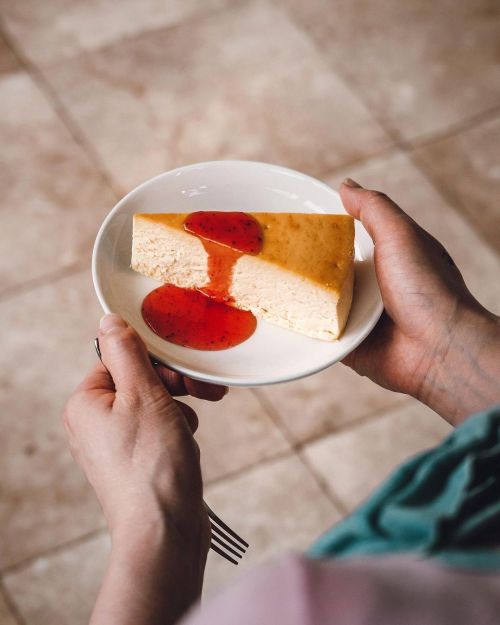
[92,161,382,387]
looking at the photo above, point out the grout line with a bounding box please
[296,448,349,516]
[253,386,406,449]
[0,527,107,578]
[251,388,349,516]
[286,3,500,151]
[281,9,404,146]
[0,578,28,625]
[0,397,412,578]
[0,261,90,304]
[204,389,404,492]
[0,1,496,575]
[204,447,294,488]
[203,394,403,493]
[405,103,500,150]
[314,142,402,182]
[26,0,251,72]
[405,151,500,260]
[0,22,121,199]
[284,17,500,259]
[295,398,406,451]
[249,390,415,517]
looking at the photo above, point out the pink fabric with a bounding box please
[182,554,500,625]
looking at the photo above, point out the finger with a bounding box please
[154,365,228,401]
[154,366,188,396]
[183,376,227,402]
[175,400,199,433]
[341,179,466,290]
[340,179,415,242]
[98,314,165,397]
[75,361,114,394]
[65,362,115,434]
[341,311,393,375]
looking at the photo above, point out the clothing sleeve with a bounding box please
[181,553,500,625]
[309,405,500,571]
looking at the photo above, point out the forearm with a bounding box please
[90,518,207,625]
[419,308,500,427]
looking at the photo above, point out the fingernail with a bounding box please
[343,178,362,188]
[99,313,127,334]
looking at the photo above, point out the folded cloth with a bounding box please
[310,405,500,570]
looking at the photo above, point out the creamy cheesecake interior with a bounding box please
[132,212,355,340]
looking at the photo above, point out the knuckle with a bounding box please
[120,389,143,412]
[365,189,389,207]
[63,392,79,418]
[62,394,80,430]
[173,400,199,433]
[61,405,70,427]
[395,213,417,236]
[160,369,187,396]
[106,326,141,350]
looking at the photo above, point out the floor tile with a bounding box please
[4,533,109,625]
[0,72,116,294]
[0,270,105,569]
[413,115,500,250]
[183,390,290,484]
[280,0,500,140]
[302,399,451,512]
[43,0,391,193]
[0,0,235,65]
[256,363,404,445]
[203,453,341,597]
[0,31,19,76]
[326,150,500,314]
[0,588,19,625]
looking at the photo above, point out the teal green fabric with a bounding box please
[310,406,500,571]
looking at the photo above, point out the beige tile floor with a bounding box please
[0,1,499,623]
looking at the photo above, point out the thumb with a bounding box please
[98,314,164,397]
[340,178,415,242]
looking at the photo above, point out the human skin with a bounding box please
[341,179,500,427]
[63,183,500,625]
[63,314,225,625]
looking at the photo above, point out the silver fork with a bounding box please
[205,503,249,565]
[93,338,249,565]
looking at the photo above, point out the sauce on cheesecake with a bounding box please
[141,212,263,350]
[184,211,263,301]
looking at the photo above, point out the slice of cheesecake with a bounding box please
[132,212,355,340]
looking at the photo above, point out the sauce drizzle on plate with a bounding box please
[141,212,263,350]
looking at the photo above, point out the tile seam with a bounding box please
[251,388,349,515]
[0,262,90,304]
[5,0,251,72]
[0,578,28,625]
[0,21,121,198]
[1,527,107,578]
[204,447,295,488]
[405,150,500,260]
[281,5,500,257]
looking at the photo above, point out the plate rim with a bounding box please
[92,159,383,387]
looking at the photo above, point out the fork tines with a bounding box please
[205,504,249,565]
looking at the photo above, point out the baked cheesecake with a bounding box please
[132,212,355,341]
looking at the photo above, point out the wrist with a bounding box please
[92,511,208,625]
[110,502,210,561]
[108,508,209,621]
[418,306,500,426]
[111,510,169,553]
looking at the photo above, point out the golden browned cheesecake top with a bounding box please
[134,213,354,287]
